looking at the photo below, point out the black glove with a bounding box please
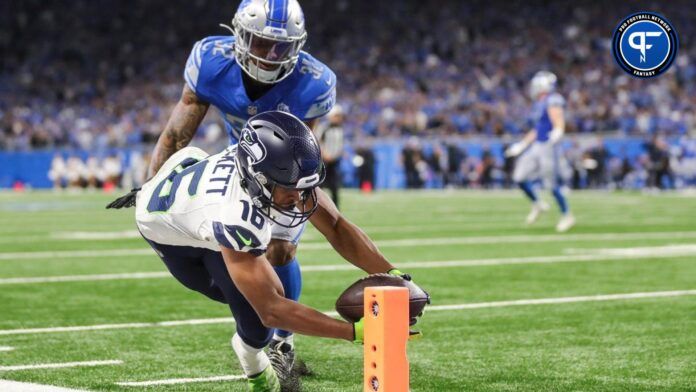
[105,187,141,209]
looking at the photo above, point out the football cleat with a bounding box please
[556,213,576,233]
[525,200,550,225]
[247,366,281,392]
[268,339,294,383]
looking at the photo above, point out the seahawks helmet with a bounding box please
[236,111,325,228]
[529,71,557,99]
[231,0,307,84]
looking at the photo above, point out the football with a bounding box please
[335,273,430,323]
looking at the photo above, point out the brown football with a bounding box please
[335,273,430,323]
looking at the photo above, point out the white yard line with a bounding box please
[0,249,153,261]
[2,244,695,285]
[0,346,15,352]
[0,272,171,284]
[0,318,233,336]
[0,290,693,336]
[563,244,696,257]
[432,290,696,310]
[0,380,90,392]
[0,360,122,372]
[116,375,246,387]
[298,232,696,251]
[51,231,141,240]
[2,231,696,260]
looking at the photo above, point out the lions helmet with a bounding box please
[529,71,557,99]
[231,0,307,84]
[236,111,325,228]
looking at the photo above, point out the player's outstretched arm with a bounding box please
[221,246,355,341]
[148,84,210,177]
[309,188,395,274]
[548,106,565,144]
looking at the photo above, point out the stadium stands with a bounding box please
[1,0,694,188]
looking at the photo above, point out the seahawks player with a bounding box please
[505,71,575,232]
[135,112,416,391]
[112,0,337,370]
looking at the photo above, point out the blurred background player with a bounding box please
[506,71,575,232]
[316,104,345,207]
[109,0,338,371]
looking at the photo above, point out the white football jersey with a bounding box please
[136,146,272,255]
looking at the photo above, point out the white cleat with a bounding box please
[525,201,550,225]
[556,213,576,233]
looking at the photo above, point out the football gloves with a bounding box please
[351,268,429,342]
[548,127,564,144]
[504,141,528,158]
[352,318,423,344]
[389,268,429,323]
[352,318,364,344]
[105,187,140,209]
[387,268,411,281]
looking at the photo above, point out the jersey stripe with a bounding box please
[212,221,234,249]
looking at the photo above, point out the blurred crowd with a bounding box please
[1,0,695,152]
[47,151,150,190]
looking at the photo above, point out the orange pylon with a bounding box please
[363,286,409,392]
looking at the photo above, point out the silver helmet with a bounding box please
[529,71,557,99]
[231,0,307,84]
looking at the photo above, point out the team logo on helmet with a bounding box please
[612,12,678,78]
[239,128,267,164]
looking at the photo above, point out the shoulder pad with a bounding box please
[547,93,565,107]
[213,221,267,256]
[184,36,236,100]
[293,52,337,120]
[211,196,270,255]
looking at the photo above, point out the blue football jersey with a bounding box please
[184,36,336,144]
[531,92,565,142]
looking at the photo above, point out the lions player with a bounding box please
[505,71,575,232]
[135,112,416,391]
[112,0,336,370]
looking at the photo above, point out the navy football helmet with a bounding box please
[236,111,325,228]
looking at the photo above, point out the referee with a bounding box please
[316,104,345,208]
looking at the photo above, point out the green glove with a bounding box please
[354,318,422,343]
[387,268,411,281]
[353,318,364,344]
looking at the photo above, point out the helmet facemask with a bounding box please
[232,17,306,84]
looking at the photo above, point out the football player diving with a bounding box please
[123,112,421,391]
[108,0,336,372]
[505,71,575,232]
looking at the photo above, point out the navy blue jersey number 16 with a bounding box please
[240,200,265,230]
[147,158,208,212]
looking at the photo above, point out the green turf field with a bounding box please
[0,190,695,391]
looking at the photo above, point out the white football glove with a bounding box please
[548,128,564,144]
[505,142,527,158]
